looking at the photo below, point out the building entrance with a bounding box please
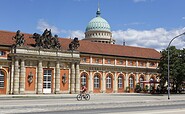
[43,69,52,93]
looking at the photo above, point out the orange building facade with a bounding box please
[0,6,161,95]
[0,30,161,95]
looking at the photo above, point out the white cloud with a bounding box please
[37,19,61,34]
[182,17,185,20]
[68,30,85,39]
[36,19,84,39]
[112,27,185,51]
[36,19,185,51]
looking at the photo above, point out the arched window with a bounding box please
[0,70,5,88]
[118,76,123,89]
[94,74,100,89]
[129,77,134,89]
[81,73,87,86]
[139,77,144,89]
[106,75,112,89]
[150,77,154,87]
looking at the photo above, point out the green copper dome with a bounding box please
[85,7,111,32]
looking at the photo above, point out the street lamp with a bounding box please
[167,32,185,100]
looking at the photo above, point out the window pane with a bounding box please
[0,82,4,88]
[47,83,51,88]
[43,76,47,81]
[0,76,4,81]
[81,73,87,86]
[118,76,123,88]
[48,76,51,81]
[0,71,4,88]
[94,75,100,89]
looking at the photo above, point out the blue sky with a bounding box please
[1,0,185,51]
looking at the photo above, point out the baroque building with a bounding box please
[0,7,161,95]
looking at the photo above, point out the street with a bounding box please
[0,93,185,114]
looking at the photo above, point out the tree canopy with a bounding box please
[158,46,185,93]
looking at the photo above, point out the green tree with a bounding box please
[158,46,185,93]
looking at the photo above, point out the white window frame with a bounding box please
[94,75,100,89]
[81,73,87,86]
[95,58,99,63]
[107,59,111,64]
[106,75,112,88]
[118,76,123,88]
[129,77,134,89]
[82,58,87,63]
[0,71,4,88]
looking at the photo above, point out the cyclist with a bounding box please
[81,84,87,95]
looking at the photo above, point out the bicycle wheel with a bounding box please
[76,94,82,101]
[85,94,90,100]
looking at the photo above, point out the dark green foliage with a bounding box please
[158,46,185,93]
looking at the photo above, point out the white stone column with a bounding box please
[13,59,19,94]
[126,60,128,66]
[136,60,138,67]
[20,59,25,94]
[75,63,80,93]
[103,57,105,64]
[146,62,149,68]
[10,59,14,94]
[89,71,93,93]
[124,72,128,90]
[37,60,43,94]
[102,71,106,93]
[113,72,117,93]
[70,62,75,93]
[55,61,60,93]
[90,56,92,64]
[136,72,139,84]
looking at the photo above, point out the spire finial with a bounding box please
[96,2,101,17]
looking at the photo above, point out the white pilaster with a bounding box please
[113,72,117,93]
[102,71,106,93]
[37,60,43,94]
[75,63,80,93]
[20,59,25,94]
[13,59,19,94]
[89,70,93,93]
[55,61,60,93]
[70,63,75,93]
[124,72,128,90]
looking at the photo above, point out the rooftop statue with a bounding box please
[30,29,61,49]
[12,30,25,47]
[69,37,80,51]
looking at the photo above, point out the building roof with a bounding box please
[0,30,161,60]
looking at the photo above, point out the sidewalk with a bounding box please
[0,93,184,100]
[0,93,77,99]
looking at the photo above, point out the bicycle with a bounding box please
[76,93,90,101]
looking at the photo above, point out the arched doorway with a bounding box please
[0,70,6,94]
[139,76,144,90]
[93,73,101,93]
[118,74,124,93]
[150,77,155,93]
[106,73,113,93]
[80,72,88,91]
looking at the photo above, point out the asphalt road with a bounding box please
[1,93,185,114]
[30,104,185,114]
